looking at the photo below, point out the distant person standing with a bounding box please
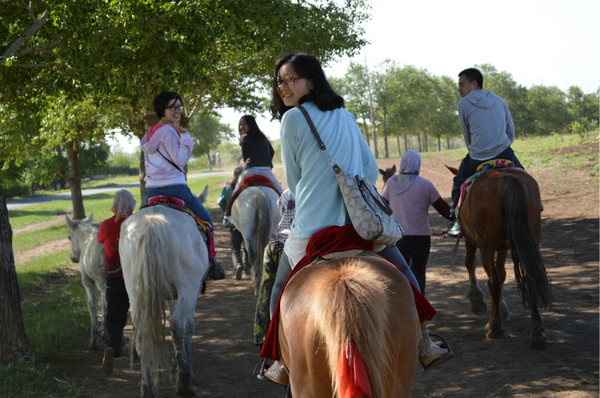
[382,150,452,294]
[448,67,524,236]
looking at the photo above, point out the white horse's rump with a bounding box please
[230,186,280,296]
[119,205,209,398]
[65,213,106,351]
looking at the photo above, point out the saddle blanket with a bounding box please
[225,174,282,217]
[455,159,520,219]
[141,195,216,259]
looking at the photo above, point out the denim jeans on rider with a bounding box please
[144,184,213,228]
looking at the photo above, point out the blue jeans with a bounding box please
[144,184,213,229]
[451,146,524,216]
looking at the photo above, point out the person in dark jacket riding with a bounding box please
[233,115,283,195]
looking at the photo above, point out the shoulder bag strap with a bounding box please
[157,148,183,173]
[297,105,327,152]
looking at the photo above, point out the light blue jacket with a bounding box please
[280,102,378,238]
[458,90,515,161]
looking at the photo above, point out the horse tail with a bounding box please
[132,214,172,386]
[499,175,552,310]
[312,260,393,398]
[251,192,272,288]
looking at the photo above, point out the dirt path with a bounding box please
[19,152,599,397]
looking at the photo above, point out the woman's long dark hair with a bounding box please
[270,53,344,121]
[240,115,268,142]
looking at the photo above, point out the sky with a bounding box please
[110,0,599,152]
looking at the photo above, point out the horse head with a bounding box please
[65,213,94,263]
[379,165,396,184]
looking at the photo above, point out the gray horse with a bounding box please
[230,186,280,296]
[65,213,106,351]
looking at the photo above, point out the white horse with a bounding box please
[65,213,106,351]
[230,186,280,296]
[119,204,209,398]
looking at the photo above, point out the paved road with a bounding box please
[6,170,233,210]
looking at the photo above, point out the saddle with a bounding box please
[225,175,281,217]
[141,195,216,260]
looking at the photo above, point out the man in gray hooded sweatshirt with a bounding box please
[448,68,524,236]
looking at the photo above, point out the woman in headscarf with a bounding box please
[381,150,452,294]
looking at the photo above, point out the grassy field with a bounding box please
[2,130,598,397]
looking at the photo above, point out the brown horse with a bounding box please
[278,255,420,397]
[447,166,552,349]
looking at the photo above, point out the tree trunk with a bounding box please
[396,136,401,158]
[423,132,428,152]
[139,149,146,201]
[361,117,370,148]
[382,106,389,158]
[365,63,378,158]
[66,142,85,219]
[403,134,408,153]
[437,135,442,151]
[0,185,38,363]
[417,134,422,152]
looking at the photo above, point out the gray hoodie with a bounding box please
[458,90,515,161]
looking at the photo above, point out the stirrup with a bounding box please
[420,333,455,371]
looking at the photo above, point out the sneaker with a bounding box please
[262,360,289,385]
[447,221,461,237]
[102,347,114,375]
[419,341,454,371]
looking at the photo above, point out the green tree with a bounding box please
[1,0,369,362]
[527,85,569,135]
[332,62,373,145]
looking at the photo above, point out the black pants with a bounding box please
[397,236,431,295]
[230,227,248,270]
[104,279,129,356]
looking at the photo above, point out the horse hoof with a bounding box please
[470,301,487,315]
[177,384,196,397]
[467,290,486,315]
[484,324,504,339]
[530,332,546,350]
[235,266,243,281]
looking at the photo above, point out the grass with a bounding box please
[1,130,598,397]
[16,250,72,294]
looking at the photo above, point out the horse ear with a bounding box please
[65,215,73,229]
[392,165,396,173]
[86,213,93,224]
[379,169,385,175]
[445,165,458,176]
[197,185,209,204]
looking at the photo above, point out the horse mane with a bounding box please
[311,258,394,397]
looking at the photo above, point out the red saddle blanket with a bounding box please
[141,195,215,259]
[225,175,282,217]
[260,224,436,361]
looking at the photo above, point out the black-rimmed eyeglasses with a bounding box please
[276,75,305,89]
